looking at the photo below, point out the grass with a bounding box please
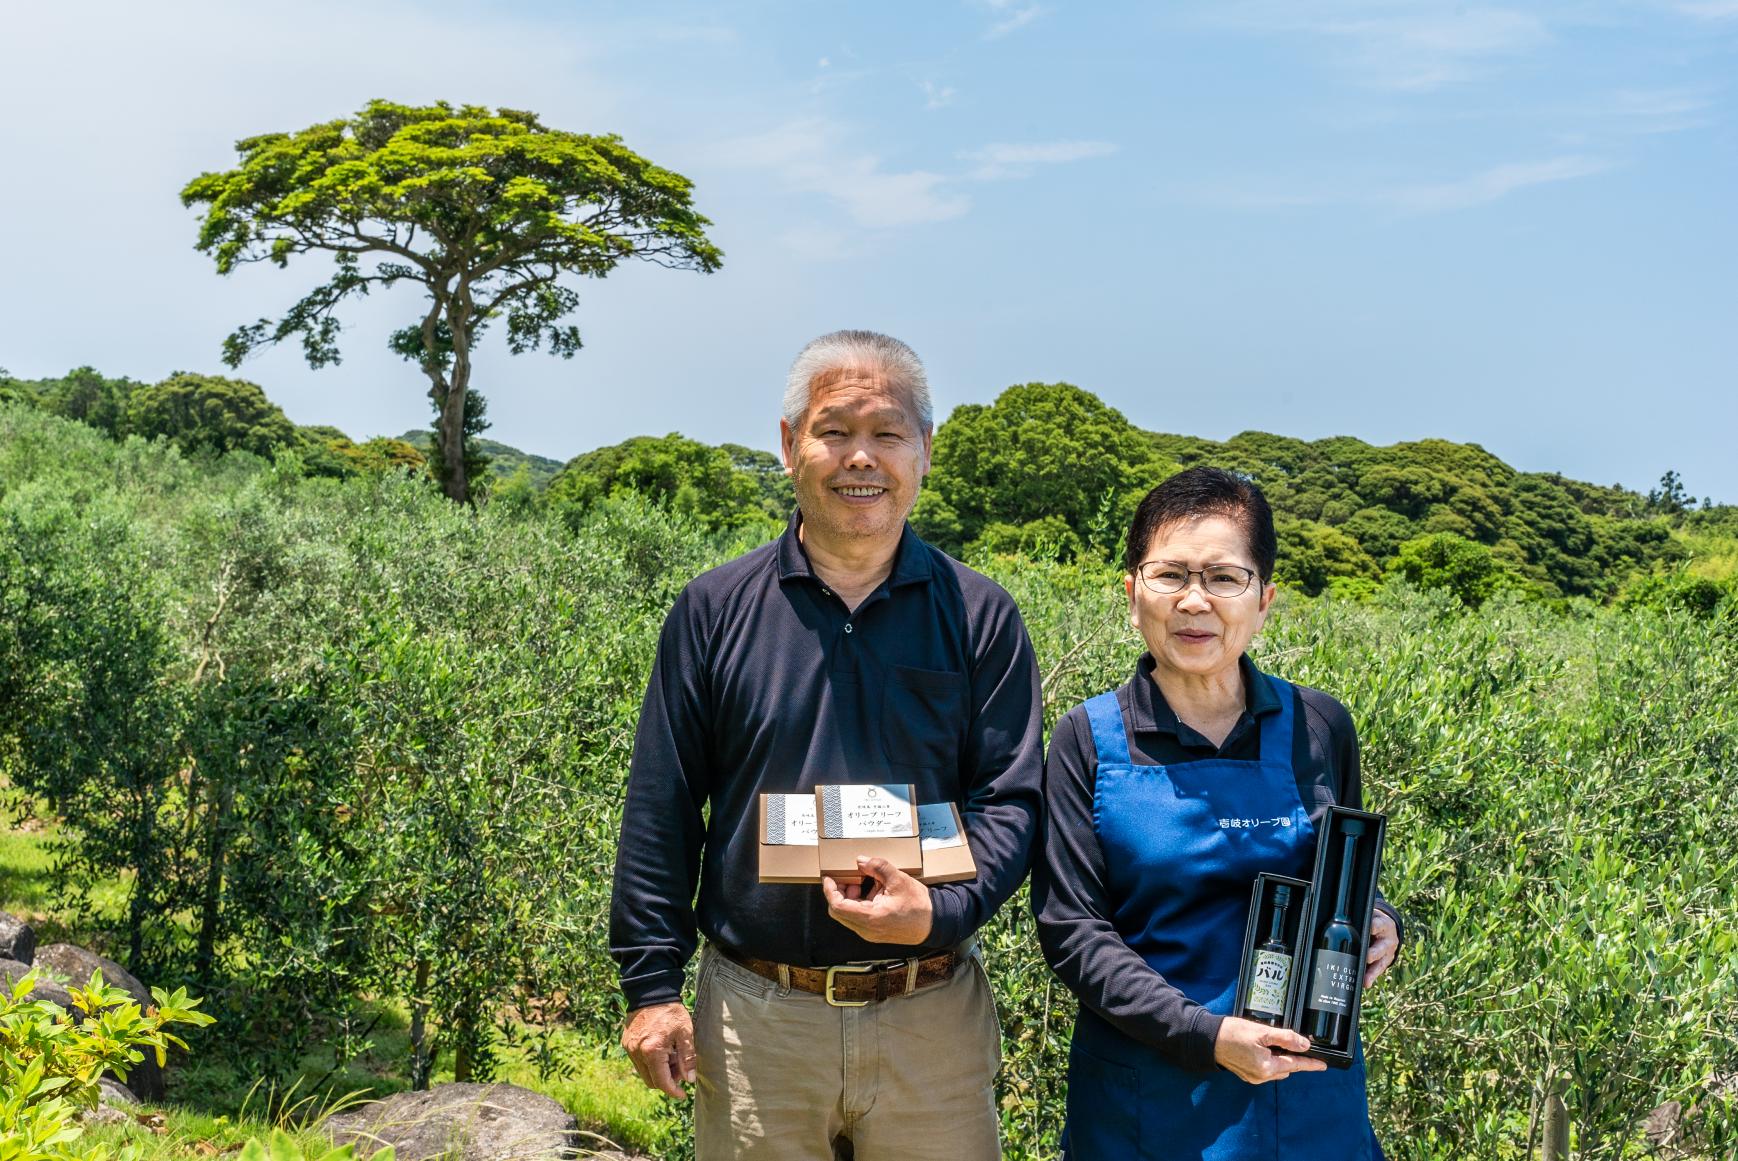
[0,787,672,1158]
[0,785,129,945]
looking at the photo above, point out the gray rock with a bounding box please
[81,1104,131,1126]
[1,957,76,1008]
[1643,1099,1682,1148]
[31,944,151,1007]
[79,1079,140,1125]
[323,1083,580,1161]
[0,912,33,965]
[98,1079,139,1106]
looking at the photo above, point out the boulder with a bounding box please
[0,912,33,965]
[80,1079,140,1125]
[98,1079,139,1106]
[323,1083,580,1161]
[1643,1099,1682,1149]
[1,956,76,1008]
[31,944,151,1007]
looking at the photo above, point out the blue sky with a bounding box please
[3,1,1734,499]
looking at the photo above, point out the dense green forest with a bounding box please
[4,365,1732,611]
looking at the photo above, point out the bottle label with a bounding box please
[1246,950,1292,1015]
[1309,950,1358,1016]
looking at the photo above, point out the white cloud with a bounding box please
[920,80,958,110]
[1213,2,1549,90]
[961,140,1118,180]
[1180,155,1613,214]
[972,0,1044,38]
[711,119,970,230]
[1384,155,1612,211]
[1604,87,1715,134]
[1674,0,1738,17]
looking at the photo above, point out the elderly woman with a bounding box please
[1032,467,1401,1161]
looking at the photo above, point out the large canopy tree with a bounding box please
[182,99,723,503]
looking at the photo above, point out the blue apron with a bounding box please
[1062,677,1383,1161]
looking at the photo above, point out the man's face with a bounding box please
[780,366,932,547]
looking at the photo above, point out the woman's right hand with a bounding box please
[1212,1017,1328,1084]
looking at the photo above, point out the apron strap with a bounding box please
[1258,673,1297,764]
[1083,690,1132,767]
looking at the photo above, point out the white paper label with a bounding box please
[763,794,818,846]
[818,784,916,838]
[1245,950,1292,1015]
[918,803,966,850]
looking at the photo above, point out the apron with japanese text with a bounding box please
[1061,677,1382,1161]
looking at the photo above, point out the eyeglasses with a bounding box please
[1135,560,1258,598]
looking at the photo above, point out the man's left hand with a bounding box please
[1365,909,1399,987]
[822,856,934,944]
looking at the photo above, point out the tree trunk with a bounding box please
[1542,1081,1570,1160]
[409,958,433,1090]
[194,776,233,989]
[414,290,469,505]
[453,1005,474,1083]
[438,292,473,504]
[437,380,468,504]
[128,782,150,970]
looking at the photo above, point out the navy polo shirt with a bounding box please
[609,513,1044,1010]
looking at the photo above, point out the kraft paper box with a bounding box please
[758,793,822,884]
[916,802,977,884]
[816,783,922,879]
[756,791,973,885]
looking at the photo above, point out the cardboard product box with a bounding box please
[916,802,977,885]
[759,793,975,885]
[1233,873,1312,1028]
[1285,805,1388,1069]
[815,784,923,879]
[758,793,821,884]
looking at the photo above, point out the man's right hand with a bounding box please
[1212,1017,1327,1084]
[622,1001,697,1099]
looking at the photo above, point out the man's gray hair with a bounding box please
[783,330,933,431]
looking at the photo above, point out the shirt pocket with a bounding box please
[882,664,967,771]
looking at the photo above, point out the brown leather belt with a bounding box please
[718,945,962,1007]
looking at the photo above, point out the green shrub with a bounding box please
[1618,571,1733,617]
[0,972,214,1161]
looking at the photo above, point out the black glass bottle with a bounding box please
[1306,819,1365,1045]
[1243,883,1294,1026]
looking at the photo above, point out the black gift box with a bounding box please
[1235,806,1387,1069]
[1234,873,1312,1029]
[1289,805,1387,1068]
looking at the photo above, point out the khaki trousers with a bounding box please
[692,944,1003,1161]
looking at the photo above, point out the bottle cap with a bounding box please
[1273,884,1291,906]
[1341,818,1367,837]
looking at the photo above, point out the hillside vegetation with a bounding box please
[2,376,1736,1159]
[6,367,1729,611]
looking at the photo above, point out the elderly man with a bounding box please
[609,330,1042,1160]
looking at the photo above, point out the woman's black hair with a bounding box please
[1123,466,1277,582]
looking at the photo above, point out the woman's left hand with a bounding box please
[1364,909,1398,987]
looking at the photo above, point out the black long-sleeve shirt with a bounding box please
[609,514,1044,1011]
[1031,654,1402,1072]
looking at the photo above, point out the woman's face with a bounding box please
[1125,514,1277,681]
